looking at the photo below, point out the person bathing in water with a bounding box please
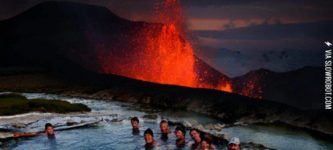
[227,137,241,150]
[159,120,170,141]
[175,126,186,148]
[131,117,140,135]
[13,123,55,139]
[189,128,202,149]
[44,123,55,139]
[144,128,159,150]
[200,137,216,150]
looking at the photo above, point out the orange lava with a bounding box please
[135,0,232,92]
[97,0,233,93]
[217,82,233,92]
[140,23,197,87]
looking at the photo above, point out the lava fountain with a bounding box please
[139,24,197,87]
[136,0,197,87]
[96,0,232,92]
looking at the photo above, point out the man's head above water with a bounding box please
[190,128,201,144]
[175,126,186,140]
[159,120,170,134]
[144,128,157,149]
[144,128,155,143]
[228,137,241,150]
[174,126,186,147]
[44,123,55,136]
[131,117,140,129]
[201,137,213,150]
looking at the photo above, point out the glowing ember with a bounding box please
[239,80,262,99]
[217,82,233,92]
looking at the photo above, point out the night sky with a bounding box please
[1,0,332,77]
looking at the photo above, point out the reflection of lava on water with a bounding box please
[95,0,232,92]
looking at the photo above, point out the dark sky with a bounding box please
[1,0,332,76]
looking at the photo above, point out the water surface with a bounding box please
[0,92,332,150]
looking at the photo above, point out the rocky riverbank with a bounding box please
[0,93,90,116]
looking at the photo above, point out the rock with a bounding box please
[0,94,91,116]
[55,120,100,131]
[141,97,152,104]
[66,121,78,126]
[0,132,14,140]
[142,114,158,120]
[193,124,205,131]
[215,133,227,140]
[108,114,118,117]
[111,118,123,122]
[234,121,248,126]
[182,121,193,128]
[12,123,26,128]
[203,123,226,131]
[205,124,214,130]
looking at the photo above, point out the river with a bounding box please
[0,92,332,150]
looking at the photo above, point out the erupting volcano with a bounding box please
[0,1,265,98]
[97,0,232,92]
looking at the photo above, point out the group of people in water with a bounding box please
[130,117,241,150]
[11,117,241,150]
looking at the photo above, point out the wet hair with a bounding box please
[201,137,212,145]
[160,120,168,125]
[175,126,186,135]
[45,123,53,130]
[190,128,199,134]
[144,128,154,137]
[131,117,139,123]
[190,128,202,138]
